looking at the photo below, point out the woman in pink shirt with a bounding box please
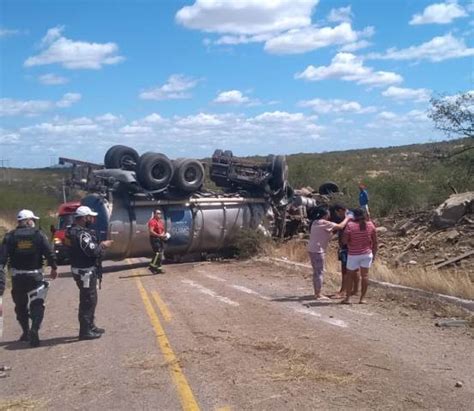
[341,208,377,304]
[307,206,351,300]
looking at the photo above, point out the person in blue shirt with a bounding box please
[358,183,370,217]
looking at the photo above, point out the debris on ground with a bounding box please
[375,192,474,273]
[435,319,469,327]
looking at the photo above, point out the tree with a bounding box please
[428,91,473,139]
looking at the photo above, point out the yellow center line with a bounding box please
[151,290,172,322]
[135,275,200,411]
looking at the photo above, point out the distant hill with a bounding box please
[0,137,472,234]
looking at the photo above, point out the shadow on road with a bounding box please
[271,294,316,302]
[119,272,157,279]
[103,262,149,273]
[54,261,151,278]
[0,336,79,350]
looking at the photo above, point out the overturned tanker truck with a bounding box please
[61,145,338,262]
[63,146,284,261]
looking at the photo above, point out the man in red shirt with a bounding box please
[148,209,166,274]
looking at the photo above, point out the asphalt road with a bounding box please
[1,258,473,410]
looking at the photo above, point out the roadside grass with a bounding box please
[286,138,474,217]
[0,398,45,411]
[0,168,68,232]
[264,239,474,300]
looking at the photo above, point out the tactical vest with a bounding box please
[8,227,43,270]
[66,225,99,268]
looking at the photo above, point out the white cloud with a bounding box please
[9,111,324,164]
[264,22,359,54]
[177,1,374,56]
[176,0,318,35]
[377,111,398,120]
[24,26,124,69]
[38,73,69,85]
[382,86,431,102]
[56,93,81,108]
[21,118,99,135]
[0,98,53,117]
[339,39,372,52]
[214,90,251,105]
[327,6,353,23]
[368,33,474,62]
[252,111,307,123]
[95,113,121,123]
[5,106,447,167]
[119,125,153,135]
[299,98,376,114]
[366,109,430,129]
[176,113,224,127]
[214,33,272,45]
[0,28,22,38]
[142,113,165,124]
[295,52,403,87]
[139,74,199,100]
[0,93,81,116]
[410,1,467,25]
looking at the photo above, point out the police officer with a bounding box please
[0,209,57,347]
[66,206,112,340]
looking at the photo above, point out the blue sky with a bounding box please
[1,0,473,167]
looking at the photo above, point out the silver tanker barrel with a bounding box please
[81,192,270,261]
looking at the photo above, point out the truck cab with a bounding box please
[52,201,80,265]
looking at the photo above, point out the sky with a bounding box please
[0,0,473,167]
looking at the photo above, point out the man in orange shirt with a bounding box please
[148,209,167,274]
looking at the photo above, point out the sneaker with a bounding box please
[29,329,40,347]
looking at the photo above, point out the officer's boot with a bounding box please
[18,319,30,342]
[79,320,101,340]
[29,300,44,347]
[29,327,40,348]
[91,325,105,334]
[91,316,105,334]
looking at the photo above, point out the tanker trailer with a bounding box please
[80,190,271,261]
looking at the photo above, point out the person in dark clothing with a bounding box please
[65,206,112,340]
[0,209,57,347]
[358,182,370,218]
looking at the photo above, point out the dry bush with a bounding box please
[264,239,474,300]
[0,398,45,411]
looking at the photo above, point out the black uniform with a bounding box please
[65,224,104,337]
[0,226,57,342]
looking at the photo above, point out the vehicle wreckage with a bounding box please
[58,145,338,262]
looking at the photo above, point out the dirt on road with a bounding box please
[1,259,473,410]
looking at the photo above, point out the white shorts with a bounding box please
[347,253,373,270]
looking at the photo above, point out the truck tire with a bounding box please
[212,149,223,160]
[318,182,339,195]
[104,145,139,170]
[172,159,205,192]
[269,155,288,191]
[137,152,174,191]
[266,154,275,172]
